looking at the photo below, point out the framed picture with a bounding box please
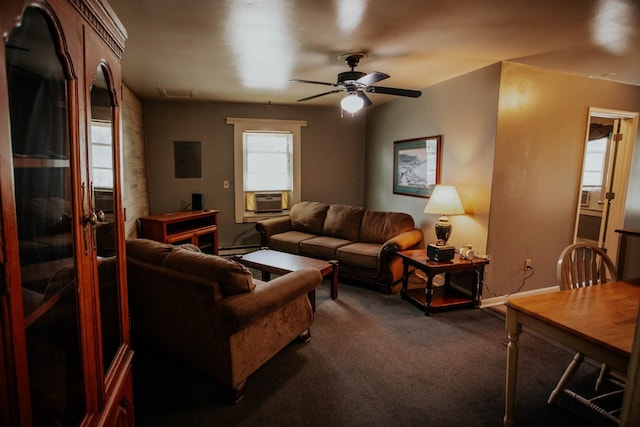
[393,135,441,197]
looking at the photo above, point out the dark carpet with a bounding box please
[132,278,619,426]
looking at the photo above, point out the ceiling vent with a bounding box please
[157,87,196,99]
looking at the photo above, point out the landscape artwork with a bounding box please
[393,136,441,197]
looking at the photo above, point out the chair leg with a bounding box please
[564,388,622,424]
[595,363,610,392]
[548,352,584,405]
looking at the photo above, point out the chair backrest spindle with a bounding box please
[557,242,618,290]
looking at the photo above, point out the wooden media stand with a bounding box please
[139,210,219,254]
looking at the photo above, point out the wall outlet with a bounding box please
[524,259,532,270]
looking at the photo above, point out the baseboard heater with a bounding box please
[254,192,282,213]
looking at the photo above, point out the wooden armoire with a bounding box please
[0,0,133,425]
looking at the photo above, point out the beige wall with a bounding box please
[365,61,640,297]
[365,63,501,256]
[142,101,366,249]
[488,62,640,296]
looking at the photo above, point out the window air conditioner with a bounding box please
[255,192,282,213]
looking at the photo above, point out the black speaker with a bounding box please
[192,193,204,210]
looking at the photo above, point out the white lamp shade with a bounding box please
[341,94,364,113]
[424,185,465,216]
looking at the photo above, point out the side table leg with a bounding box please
[329,260,339,300]
[473,266,485,307]
[425,273,435,316]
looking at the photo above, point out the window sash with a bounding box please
[91,121,113,189]
[243,132,292,192]
[582,137,607,187]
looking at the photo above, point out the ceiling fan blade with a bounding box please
[356,71,389,87]
[297,89,343,102]
[358,92,373,106]
[291,79,338,87]
[367,86,422,98]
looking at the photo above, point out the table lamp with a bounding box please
[423,185,465,245]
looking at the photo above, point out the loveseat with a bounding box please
[126,238,323,402]
[256,202,424,294]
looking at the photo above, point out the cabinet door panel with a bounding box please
[90,65,123,377]
[6,6,85,426]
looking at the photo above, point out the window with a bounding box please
[91,121,113,188]
[227,117,307,223]
[582,137,607,187]
[244,132,292,191]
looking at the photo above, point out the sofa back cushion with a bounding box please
[359,211,415,243]
[126,239,255,298]
[162,249,255,297]
[126,238,173,264]
[289,201,329,234]
[323,204,364,242]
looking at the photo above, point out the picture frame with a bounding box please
[393,135,441,198]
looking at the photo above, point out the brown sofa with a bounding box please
[125,238,322,402]
[256,202,424,294]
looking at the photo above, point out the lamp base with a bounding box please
[434,216,452,245]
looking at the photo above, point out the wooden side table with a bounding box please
[398,249,490,316]
[138,210,219,254]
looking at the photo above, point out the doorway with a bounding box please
[574,107,639,266]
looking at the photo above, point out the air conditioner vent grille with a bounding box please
[255,192,282,213]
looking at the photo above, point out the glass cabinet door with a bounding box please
[89,65,123,376]
[6,7,85,426]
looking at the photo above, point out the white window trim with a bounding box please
[226,117,307,223]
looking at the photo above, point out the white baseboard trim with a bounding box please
[480,285,560,308]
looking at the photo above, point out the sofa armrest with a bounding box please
[214,267,322,335]
[382,229,424,252]
[255,216,293,246]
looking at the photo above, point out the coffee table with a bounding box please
[235,249,338,310]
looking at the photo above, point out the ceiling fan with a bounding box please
[291,52,422,113]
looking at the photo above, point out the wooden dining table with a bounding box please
[503,278,640,426]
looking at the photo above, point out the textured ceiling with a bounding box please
[106,0,640,108]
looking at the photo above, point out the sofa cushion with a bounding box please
[359,211,415,243]
[336,242,381,270]
[162,248,255,296]
[126,238,174,265]
[322,204,364,242]
[300,235,351,260]
[289,201,329,234]
[269,230,317,254]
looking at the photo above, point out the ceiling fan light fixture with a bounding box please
[341,93,364,113]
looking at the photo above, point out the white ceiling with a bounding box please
[105,0,640,108]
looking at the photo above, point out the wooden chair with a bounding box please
[548,242,624,423]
